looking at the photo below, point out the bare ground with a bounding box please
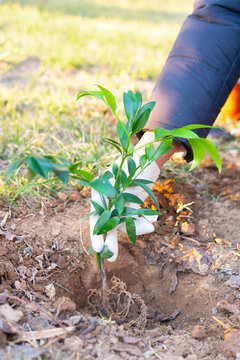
[0,153,240,359]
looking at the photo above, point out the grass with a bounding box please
[0,0,194,200]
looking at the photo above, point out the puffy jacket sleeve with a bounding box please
[144,0,240,161]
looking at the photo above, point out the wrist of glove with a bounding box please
[90,147,160,262]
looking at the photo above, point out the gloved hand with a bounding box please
[90,137,160,262]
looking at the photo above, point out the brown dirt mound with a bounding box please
[0,158,240,359]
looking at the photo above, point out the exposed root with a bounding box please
[88,276,147,330]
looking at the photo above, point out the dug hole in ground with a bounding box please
[0,150,240,360]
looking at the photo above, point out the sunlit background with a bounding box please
[0,0,239,200]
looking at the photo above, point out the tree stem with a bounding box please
[100,256,108,309]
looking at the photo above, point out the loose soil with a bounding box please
[0,153,240,359]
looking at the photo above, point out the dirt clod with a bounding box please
[69,191,82,202]
[191,325,207,340]
[54,296,77,313]
[56,192,68,201]
[80,187,91,198]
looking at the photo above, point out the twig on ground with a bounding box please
[212,315,234,333]
[53,282,73,295]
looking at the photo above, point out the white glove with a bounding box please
[90,147,160,262]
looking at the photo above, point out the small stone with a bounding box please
[56,192,68,201]
[227,293,235,304]
[26,268,32,278]
[69,191,81,202]
[54,296,76,313]
[191,325,206,340]
[28,317,50,330]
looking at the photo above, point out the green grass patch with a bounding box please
[0,0,194,199]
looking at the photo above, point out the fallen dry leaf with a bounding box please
[0,303,23,322]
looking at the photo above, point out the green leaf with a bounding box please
[123,193,144,205]
[135,92,142,111]
[112,163,119,178]
[131,101,155,134]
[132,109,151,134]
[154,127,171,140]
[135,101,155,119]
[128,143,134,155]
[124,91,142,131]
[93,210,111,235]
[76,179,90,187]
[154,127,200,141]
[188,139,206,171]
[100,245,114,259]
[126,216,136,244]
[123,92,134,122]
[145,143,155,160]
[90,200,105,215]
[115,194,125,215]
[26,157,52,179]
[96,216,120,235]
[104,138,123,155]
[52,165,69,184]
[88,245,94,255]
[96,253,101,270]
[127,208,161,216]
[181,124,222,131]
[119,217,127,224]
[76,90,105,102]
[117,121,129,149]
[120,169,127,188]
[136,182,160,210]
[153,139,172,160]
[127,157,136,174]
[140,154,147,168]
[4,158,24,181]
[70,169,93,180]
[128,90,141,114]
[96,84,117,113]
[129,179,154,187]
[103,171,113,180]
[168,128,199,139]
[90,177,116,198]
[200,138,222,173]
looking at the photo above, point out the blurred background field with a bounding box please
[0,0,194,199]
